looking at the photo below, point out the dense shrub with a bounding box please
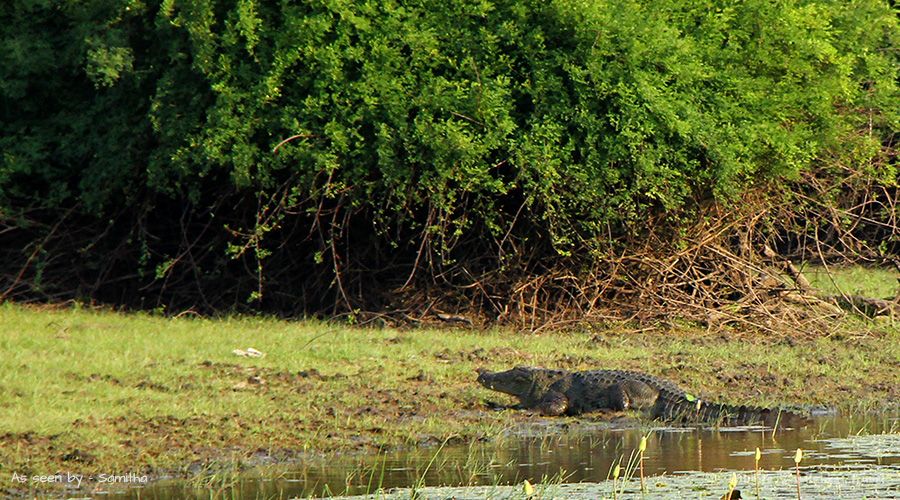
[1,0,896,314]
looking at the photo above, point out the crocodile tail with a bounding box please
[659,396,810,428]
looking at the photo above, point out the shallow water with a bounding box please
[337,465,900,499]
[96,413,898,499]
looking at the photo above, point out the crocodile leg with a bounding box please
[611,379,660,411]
[549,380,658,415]
[538,390,569,416]
[605,383,631,411]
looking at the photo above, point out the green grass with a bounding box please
[0,302,897,495]
[802,264,898,299]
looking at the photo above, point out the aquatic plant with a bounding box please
[522,479,534,497]
[754,447,761,500]
[611,463,620,500]
[723,472,738,500]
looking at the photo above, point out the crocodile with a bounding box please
[476,366,810,427]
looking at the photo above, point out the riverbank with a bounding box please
[0,301,897,496]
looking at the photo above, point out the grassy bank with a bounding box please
[0,300,897,494]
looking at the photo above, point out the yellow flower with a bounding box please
[523,479,534,496]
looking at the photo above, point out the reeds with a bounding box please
[724,473,738,500]
[638,435,647,494]
[754,447,761,499]
[611,463,620,500]
[603,430,812,500]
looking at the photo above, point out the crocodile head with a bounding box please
[476,366,567,406]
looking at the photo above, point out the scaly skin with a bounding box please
[476,366,810,427]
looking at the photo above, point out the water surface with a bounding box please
[97,412,898,498]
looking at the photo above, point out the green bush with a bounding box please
[1,0,896,310]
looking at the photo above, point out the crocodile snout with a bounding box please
[475,367,492,387]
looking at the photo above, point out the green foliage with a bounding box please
[85,45,134,88]
[0,0,896,306]
[0,0,158,210]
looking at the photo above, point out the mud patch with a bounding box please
[65,372,124,385]
[135,380,172,392]
[61,448,94,463]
